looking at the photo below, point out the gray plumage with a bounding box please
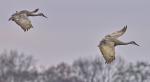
[98,26,139,64]
[9,8,47,32]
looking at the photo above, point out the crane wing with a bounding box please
[98,40,115,64]
[106,25,127,38]
[11,13,33,32]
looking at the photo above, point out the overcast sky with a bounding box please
[0,0,149,67]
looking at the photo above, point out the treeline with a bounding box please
[0,50,150,82]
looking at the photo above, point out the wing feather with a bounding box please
[106,25,127,38]
[13,13,33,31]
[99,40,115,64]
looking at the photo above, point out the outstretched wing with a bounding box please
[12,13,33,32]
[105,25,127,38]
[98,40,115,64]
[19,8,39,16]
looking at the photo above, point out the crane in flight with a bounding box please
[9,8,47,32]
[98,26,139,64]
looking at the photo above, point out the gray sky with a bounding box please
[0,0,149,67]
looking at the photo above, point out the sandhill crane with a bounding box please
[9,8,47,32]
[98,26,139,64]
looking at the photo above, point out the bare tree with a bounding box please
[0,50,149,82]
[0,50,38,82]
[42,62,84,82]
[113,61,150,82]
[72,56,150,82]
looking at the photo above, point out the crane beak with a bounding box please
[135,43,140,46]
[133,42,140,46]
